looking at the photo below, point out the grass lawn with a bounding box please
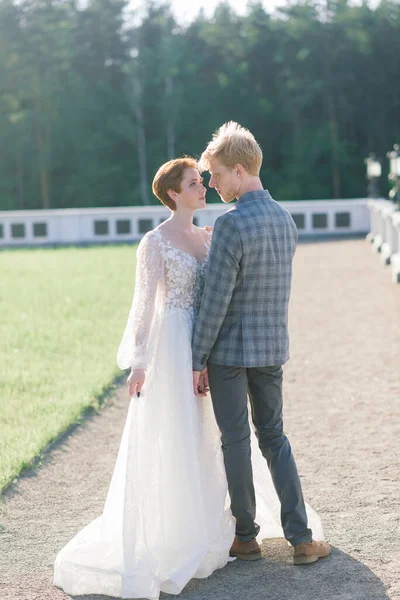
[0,245,137,492]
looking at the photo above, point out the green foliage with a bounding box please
[1,0,400,208]
[0,245,137,491]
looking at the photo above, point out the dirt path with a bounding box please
[1,239,399,600]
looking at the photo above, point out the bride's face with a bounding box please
[173,168,207,211]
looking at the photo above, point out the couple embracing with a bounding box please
[54,122,330,599]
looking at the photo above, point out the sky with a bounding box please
[164,0,287,25]
[131,0,374,26]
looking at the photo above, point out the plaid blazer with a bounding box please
[192,190,298,370]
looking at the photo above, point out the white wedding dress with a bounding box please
[54,227,324,600]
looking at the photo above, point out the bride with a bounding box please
[53,157,324,600]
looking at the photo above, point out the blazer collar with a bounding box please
[235,189,272,206]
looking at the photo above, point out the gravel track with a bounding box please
[1,239,399,600]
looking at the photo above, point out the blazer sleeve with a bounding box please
[192,213,242,371]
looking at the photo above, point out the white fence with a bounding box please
[366,199,400,283]
[0,198,370,248]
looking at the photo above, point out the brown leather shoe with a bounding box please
[229,536,262,561]
[293,540,331,565]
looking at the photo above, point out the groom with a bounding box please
[192,122,331,565]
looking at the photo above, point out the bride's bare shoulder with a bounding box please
[155,221,174,236]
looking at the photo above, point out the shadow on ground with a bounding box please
[69,540,389,600]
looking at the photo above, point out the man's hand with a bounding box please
[193,367,209,397]
[200,366,209,390]
[127,368,146,397]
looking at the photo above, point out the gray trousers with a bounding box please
[208,363,312,546]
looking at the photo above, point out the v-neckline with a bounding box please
[155,228,210,265]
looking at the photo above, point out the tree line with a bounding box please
[1,0,399,210]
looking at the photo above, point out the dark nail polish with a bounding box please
[137,392,141,398]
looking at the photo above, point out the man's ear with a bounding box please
[235,164,246,178]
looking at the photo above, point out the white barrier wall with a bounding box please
[367,199,400,283]
[0,199,370,248]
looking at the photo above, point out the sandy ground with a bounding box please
[1,239,400,600]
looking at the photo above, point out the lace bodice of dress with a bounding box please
[153,228,211,312]
[117,227,212,371]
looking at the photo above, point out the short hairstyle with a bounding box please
[199,121,262,176]
[152,157,198,211]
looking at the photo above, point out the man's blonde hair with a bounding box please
[199,121,262,176]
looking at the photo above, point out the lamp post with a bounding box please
[365,153,382,198]
[387,144,400,209]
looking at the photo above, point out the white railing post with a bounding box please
[372,203,384,253]
[390,212,400,283]
[366,200,377,243]
[369,199,392,254]
[380,203,397,265]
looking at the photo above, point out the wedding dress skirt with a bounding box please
[54,307,324,599]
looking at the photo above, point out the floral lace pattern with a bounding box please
[153,228,211,312]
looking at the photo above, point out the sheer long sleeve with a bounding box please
[117,232,164,370]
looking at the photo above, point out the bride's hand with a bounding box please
[127,369,146,397]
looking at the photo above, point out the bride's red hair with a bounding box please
[152,156,198,211]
